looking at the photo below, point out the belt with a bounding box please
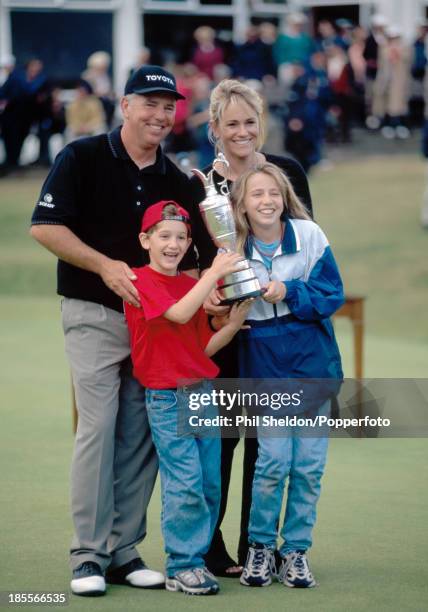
[171,380,210,392]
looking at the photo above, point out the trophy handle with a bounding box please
[191,168,212,187]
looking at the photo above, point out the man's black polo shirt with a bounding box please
[31,127,196,312]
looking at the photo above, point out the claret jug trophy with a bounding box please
[192,154,263,304]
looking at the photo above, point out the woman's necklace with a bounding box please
[215,151,265,196]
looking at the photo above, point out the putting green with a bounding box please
[1,297,427,611]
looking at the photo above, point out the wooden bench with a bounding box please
[334,295,365,379]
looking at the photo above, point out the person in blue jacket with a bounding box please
[0,58,46,173]
[230,162,343,589]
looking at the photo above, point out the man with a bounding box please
[363,13,388,129]
[30,65,196,597]
[273,12,314,88]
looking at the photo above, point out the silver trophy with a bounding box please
[192,154,263,304]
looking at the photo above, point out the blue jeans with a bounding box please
[248,403,330,555]
[145,385,221,576]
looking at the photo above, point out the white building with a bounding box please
[1,0,427,94]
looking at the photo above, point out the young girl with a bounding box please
[233,163,344,589]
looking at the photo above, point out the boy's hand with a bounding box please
[227,299,254,330]
[208,251,244,281]
[262,280,286,304]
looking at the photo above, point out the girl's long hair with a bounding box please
[232,162,311,254]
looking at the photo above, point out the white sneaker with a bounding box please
[366,115,381,130]
[240,544,275,587]
[381,126,396,139]
[71,561,106,596]
[278,551,317,588]
[106,558,165,588]
[396,126,410,139]
[166,567,219,595]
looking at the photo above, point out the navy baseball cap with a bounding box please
[124,65,185,100]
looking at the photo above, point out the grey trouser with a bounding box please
[62,298,158,571]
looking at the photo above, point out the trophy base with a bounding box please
[219,287,265,306]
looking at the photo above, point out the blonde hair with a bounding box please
[87,51,111,69]
[208,79,266,152]
[232,163,311,254]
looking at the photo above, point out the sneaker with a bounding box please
[240,543,275,587]
[395,126,410,140]
[278,551,317,588]
[166,567,219,595]
[71,561,106,597]
[381,126,395,140]
[106,557,165,589]
[366,115,381,130]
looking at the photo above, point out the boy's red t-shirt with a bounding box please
[124,265,219,389]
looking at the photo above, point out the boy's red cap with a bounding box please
[141,200,191,233]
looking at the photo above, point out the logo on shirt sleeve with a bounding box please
[38,193,55,208]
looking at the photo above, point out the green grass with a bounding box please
[1,157,428,611]
[311,156,428,344]
[1,301,427,610]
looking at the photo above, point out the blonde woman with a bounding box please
[189,79,312,577]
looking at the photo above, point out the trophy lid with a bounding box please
[192,153,230,198]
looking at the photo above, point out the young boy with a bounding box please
[124,200,251,596]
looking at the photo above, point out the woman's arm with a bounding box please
[205,301,252,356]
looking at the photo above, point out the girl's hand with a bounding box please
[262,280,286,304]
[227,299,254,330]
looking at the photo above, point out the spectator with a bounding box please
[274,13,314,88]
[212,63,232,86]
[285,55,331,172]
[327,44,355,142]
[421,66,428,228]
[232,25,275,81]
[411,22,428,82]
[0,53,16,163]
[164,63,196,155]
[33,85,66,167]
[316,21,336,53]
[259,21,278,47]
[364,13,388,129]
[334,19,354,51]
[373,26,411,139]
[191,26,225,80]
[349,26,367,124]
[65,79,106,142]
[0,57,46,174]
[128,47,151,78]
[187,75,214,167]
[82,51,115,127]
[0,53,15,87]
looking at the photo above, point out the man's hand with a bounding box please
[227,299,253,330]
[204,288,230,316]
[262,280,286,304]
[29,224,141,307]
[99,259,140,307]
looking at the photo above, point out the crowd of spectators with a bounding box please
[1,11,428,176]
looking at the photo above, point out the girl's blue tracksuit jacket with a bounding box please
[239,217,344,382]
